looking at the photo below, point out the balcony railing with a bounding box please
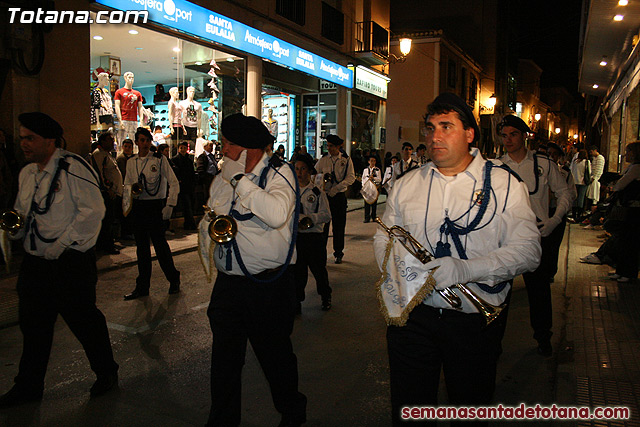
[355,21,389,65]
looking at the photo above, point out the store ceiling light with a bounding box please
[135,47,143,50]
[226,57,235,62]
[128,29,139,35]
[619,0,628,5]
[593,84,599,89]
[600,59,607,66]
[93,35,103,40]
[195,61,203,65]
[614,14,624,21]
[173,47,181,52]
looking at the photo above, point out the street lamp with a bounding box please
[534,113,541,121]
[555,127,561,134]
[399,38,412,56]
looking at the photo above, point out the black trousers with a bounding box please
[546,216,567,281]
[387,304,506,427]
[323,192,347,258]
[97,192,116,250]
[294,232,331,301]
[178,191,196,228]
[522,234,554,343]
[207,269,306,426]
[14,251,118,393]
[364,200,377,221]
[132,199,180,290]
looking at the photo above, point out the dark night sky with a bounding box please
[516,0,583,95]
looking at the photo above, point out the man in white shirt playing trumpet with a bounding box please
[373,93,541,426]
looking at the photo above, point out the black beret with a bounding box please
[295,153,316,174]
[18,112,63,139]
[221,113,275,149]
[428,92,480,143]
[325,134,344,146]
[498,115,531,134]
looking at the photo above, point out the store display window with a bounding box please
[90,18,245,156]
[302,93,337,158]
[261,88,296,160]
[351,93,378,151]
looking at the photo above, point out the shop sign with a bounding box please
[96,0,353,88]
[349,65,389,99]
[319,80,337,91]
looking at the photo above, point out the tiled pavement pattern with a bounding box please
[565,225,640,426]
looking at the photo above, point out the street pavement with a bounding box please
[0,199,638,426]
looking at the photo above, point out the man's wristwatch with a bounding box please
[230,173,244,188]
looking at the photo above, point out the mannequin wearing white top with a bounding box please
[180,86,202,144]
[114,72,144,147]
[168,87,184,156]
[91,72,113,131]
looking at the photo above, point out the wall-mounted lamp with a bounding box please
[389,38,413,63]
[555,127,561,134]
[479,93,497,114]
[534,113,541,121]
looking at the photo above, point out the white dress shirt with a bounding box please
[124,152,179,206]
[314,152,356,196]
[13,148,105,256]
[499,149,574,222]
[298,182,331,234]
[374,148,541,313]
[362,166,382,185]
[390,158,418,187]
[208,153,297,275]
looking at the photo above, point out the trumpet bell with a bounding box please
[207,215,238,243]
[298,216,314,230]
[131,182,143,198]
[0,210,25,234]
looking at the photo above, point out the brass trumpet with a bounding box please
[298,216,314,230]
[131,182,143,198]
[203,206,238,243]
[0,210,25,235]
[375,217,505,325]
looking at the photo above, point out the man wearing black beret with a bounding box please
[498,114,575,357]
[201,113,307,427]
[1,112,119,407]
[314,134,355,264]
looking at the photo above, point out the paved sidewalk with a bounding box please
[560,224,640,426]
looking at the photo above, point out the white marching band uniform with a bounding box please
[373,148,541,323]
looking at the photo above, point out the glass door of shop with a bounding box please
[302,93,337,159]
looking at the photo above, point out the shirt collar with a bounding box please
[426,147,485,181]
[41,148,64,175]
[247,151,270,178]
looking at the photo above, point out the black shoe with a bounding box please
[0,386,43,408]
[537,340,552,357]
[90,372,118,397]
[334,256,343,264]
[169,282,180,294]
[103,247,120,255]
[363,219,370,223]
[321,296,331,311]
[124,289,149,300]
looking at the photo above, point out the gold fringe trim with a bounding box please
[197,224,215,283]
[376,237,437,327]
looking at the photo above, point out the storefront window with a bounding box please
[302,93,336,158]
[262,87,296,160]
[90,18,245,156]
[352,93,378,151]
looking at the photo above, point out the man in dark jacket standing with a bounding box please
[173,141,197,230]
